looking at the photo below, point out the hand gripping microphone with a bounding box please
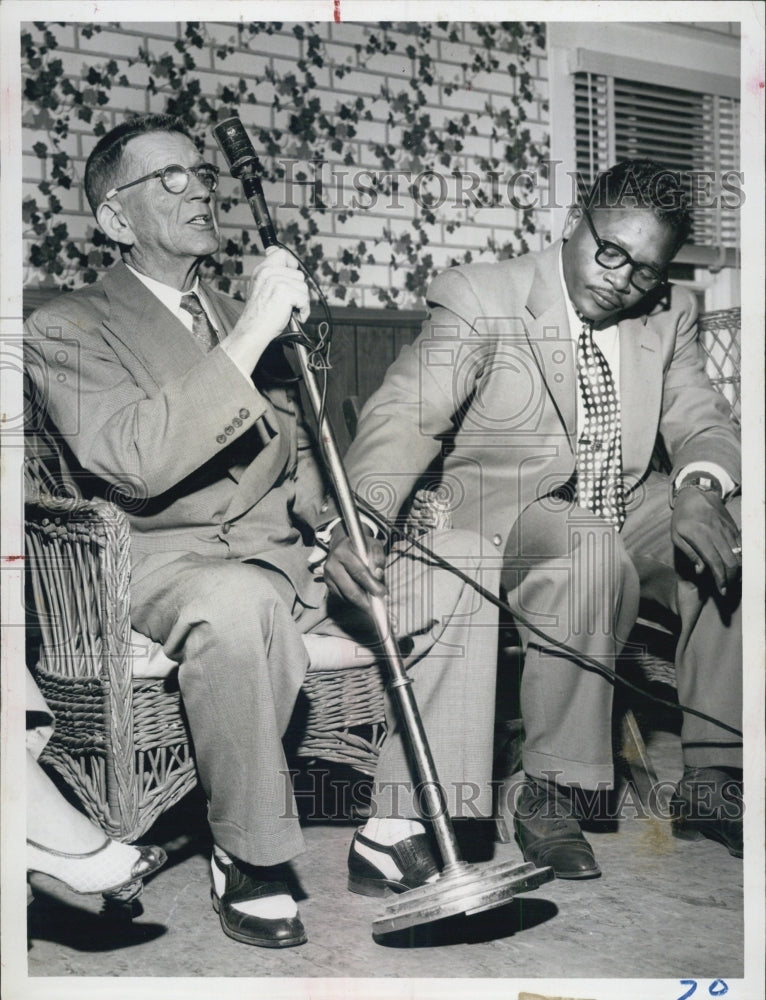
[213,116,279,251]
[214,115,306,348]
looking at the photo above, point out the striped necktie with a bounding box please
[180,291,218,352]
[576,322,626,528]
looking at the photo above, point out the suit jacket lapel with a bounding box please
[200,281,241,341]
[618,314,663,480]
[522,241,577,450]
[102,262,206,382]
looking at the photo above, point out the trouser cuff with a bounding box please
[208,818,305,868]
[522,751,615,791]
[681,743,743,772]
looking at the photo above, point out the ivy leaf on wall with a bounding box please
[22,20,548,304]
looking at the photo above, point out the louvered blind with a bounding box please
[574,72,740,262]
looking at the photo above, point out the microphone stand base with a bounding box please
[371,858,554,935]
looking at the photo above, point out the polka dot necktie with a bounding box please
[180,291,218,352]
[576,322,626,528]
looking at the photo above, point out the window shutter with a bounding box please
[574,72,740,264]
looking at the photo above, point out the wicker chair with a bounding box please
[25,453,389,844]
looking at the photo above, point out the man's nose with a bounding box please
[604,264,632,292]
[186,172,212,199]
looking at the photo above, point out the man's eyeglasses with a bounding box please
[579,202,666,293]
[105,163,220,201]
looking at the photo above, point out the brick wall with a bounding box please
[21,20,550,307]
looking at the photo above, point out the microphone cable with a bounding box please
[347,492,744,741]
[274,240,335,437]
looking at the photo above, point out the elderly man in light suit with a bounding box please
[326,160,743,880]
[25,114,502,948]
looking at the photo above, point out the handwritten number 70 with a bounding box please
[678,980,729,1000]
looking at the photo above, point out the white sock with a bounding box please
[212,847,297,920]
[360,818,426,845]
[355,819,438,882]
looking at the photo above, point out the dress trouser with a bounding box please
[501,472,742,790]
[129,528,499,867]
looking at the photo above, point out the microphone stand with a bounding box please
[292,320,461,865]
[214,116,553,934]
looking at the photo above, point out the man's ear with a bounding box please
[561,205,583,241]
[95,200,136,247]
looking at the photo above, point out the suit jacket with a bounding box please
[25,261,326,607]
[342,240,741,556]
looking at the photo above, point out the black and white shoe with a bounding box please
[211,853,307,948]
[347,829,440,897]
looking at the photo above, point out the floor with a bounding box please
[20,714,747,997]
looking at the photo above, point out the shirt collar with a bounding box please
[125,263,202,316]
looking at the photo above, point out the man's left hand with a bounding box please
[323,523,387,611]
[671,488,741,594]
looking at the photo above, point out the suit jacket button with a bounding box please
[216,434,227,444]
[492,533,502,547]
[221,522,231,535]
[225,425,234,436]
[239,408,250,419]
[233,416,242,427]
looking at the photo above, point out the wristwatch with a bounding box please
[670,471,724,507]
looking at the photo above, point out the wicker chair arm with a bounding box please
[25,494,133,686]
[698,306,741,422]
[25,493,149,837]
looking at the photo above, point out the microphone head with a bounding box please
[213,117,259,176]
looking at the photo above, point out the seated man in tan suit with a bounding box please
[25,114,503,948]
[326,160,743,881]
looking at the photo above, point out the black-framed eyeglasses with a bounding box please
[105,163,219,201]
[579,202,666,293]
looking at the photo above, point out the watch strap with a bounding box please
[671,471,724,507]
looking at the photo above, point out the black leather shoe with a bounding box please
[669,767,743,859]
[347,830,440,897]
[513,777,601,879]
[211,854,307,948]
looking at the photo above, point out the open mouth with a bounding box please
[187,213,214,228]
